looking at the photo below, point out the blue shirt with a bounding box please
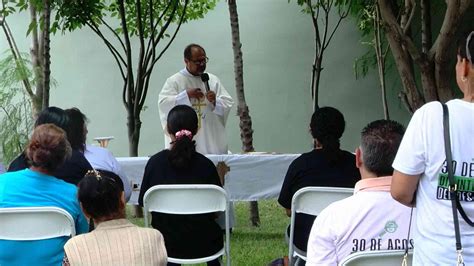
[0,169,88,266]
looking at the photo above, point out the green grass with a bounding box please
[127,200,289,266]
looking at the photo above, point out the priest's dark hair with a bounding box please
[184,43,206,60]
[167,105,198,169]
[310,106,346,166]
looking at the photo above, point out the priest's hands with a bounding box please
[186,88,204,99]
[206,91,216,105]
[186,88,216,106]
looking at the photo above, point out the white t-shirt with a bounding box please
[306,177,413,265]
[158,68,233,155]
[84,145,132,201]
[392,99,474,265]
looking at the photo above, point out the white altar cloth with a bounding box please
[117,154,299,205]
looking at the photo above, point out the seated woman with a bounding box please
[278,106,361,255]
[8,106,93,185]
[63,170,167,265]
[65,107,131,201]
[0,124,89,265]
[138,105,223,266]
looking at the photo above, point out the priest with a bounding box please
[158,43,234,154]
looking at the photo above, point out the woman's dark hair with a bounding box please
[78,170,125,221]
[167,105,198,169]
[65,108,88,152]
[26,123,72,172]
[34,106,70,137]
[457,30,474,62]
[310,107,346,165]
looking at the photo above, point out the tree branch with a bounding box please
[378,0,423,65]
[1,19,34,98]
[134,0,146,115]
[420,0,432,53]
[378,0,424,110]
[143,0,173,75]
[99,17,127,52]
[144,0,186,79]
[118,0,135,107]
[429,0,469,59]
[86,21,127,80]
[402,0,416,35]
[307,0,321,51]
[324,4,350,49]
[431,0,470,101]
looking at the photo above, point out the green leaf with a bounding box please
[26,20,37,36]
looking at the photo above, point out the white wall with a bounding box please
[0,0,410,157]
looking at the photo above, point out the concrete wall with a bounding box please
[0,0,410,157]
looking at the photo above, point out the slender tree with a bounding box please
[295,0,351,110]
[58,0,217,156]
[227,0,259,226]
[2,0,54,115]
[353,3,390,119]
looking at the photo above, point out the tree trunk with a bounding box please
[42,0,51,110]
[378,0,424,112]
[312,55,323,111]
[127,112,141,157]
[28,3,43,115]
[127,109,143,217]
[228,0,259,226]
[377,0,470,112]
[374,4,389,120]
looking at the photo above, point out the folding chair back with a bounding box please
[143,184,230,265]
[0,206,76,241]
[340,249,413,266]
[289,186,353,265]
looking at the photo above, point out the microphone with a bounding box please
[200,73,210,92]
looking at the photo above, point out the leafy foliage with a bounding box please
[52,0,217,36]
[0,52,34,165]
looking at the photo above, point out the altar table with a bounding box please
[117,154,299,205]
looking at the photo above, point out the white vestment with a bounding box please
[158,68,233,154]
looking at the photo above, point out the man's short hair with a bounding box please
[361,120,405,176]
[184,43,205,60]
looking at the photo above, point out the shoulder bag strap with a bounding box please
[442,103,474,226]
[442,103,465,266]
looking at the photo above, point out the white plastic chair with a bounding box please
[340,249,413,266]
[143,184,230,266]
[289,186,354,265]
[0,206,76,240]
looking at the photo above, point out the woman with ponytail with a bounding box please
[278,106,360,255]
[139,105,223,266]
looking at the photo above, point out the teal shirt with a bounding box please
[0,169,88,265]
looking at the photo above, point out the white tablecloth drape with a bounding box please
[117,154,299,205]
